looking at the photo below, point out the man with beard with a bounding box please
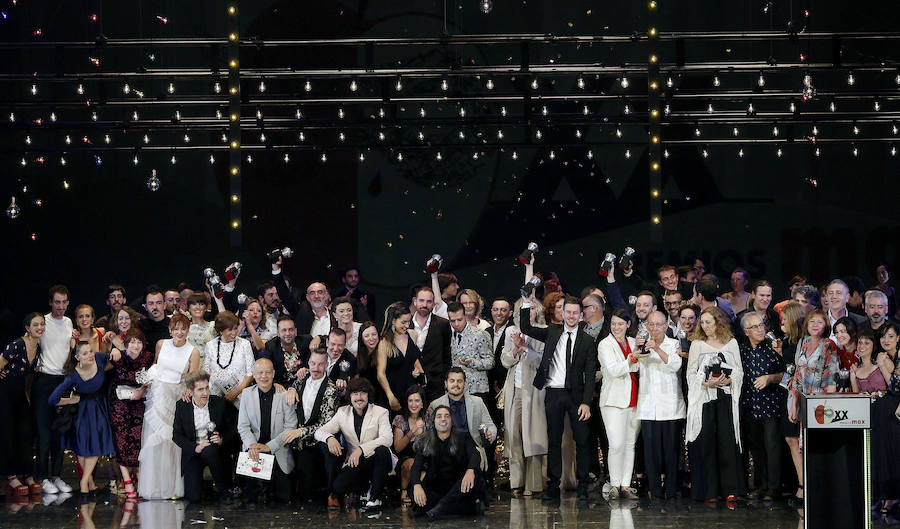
[410,405,486,519]
[260,316,315,387]
[862,290,898,332]
[331,265,375,321]
[314,378,393,510]
[95,284,127,329]
[138,287,172,350]
[411,286,452,402]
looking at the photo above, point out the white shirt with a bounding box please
[302,376,326,423]
[433,303,448,320]
[413,312,432,350]
[635,336,686,421]
[192,399,212,443]
[310,311,331,337]
[39,313,73,375]
[547,326,578,389]
[827,307,848,340]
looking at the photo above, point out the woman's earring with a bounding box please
[391,324,396,332]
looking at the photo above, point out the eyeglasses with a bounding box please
[743,323,765,331]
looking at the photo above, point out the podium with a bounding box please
[799,393,871,529]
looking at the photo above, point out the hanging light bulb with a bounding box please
[123,82,130,94]
[216,109,223,119]
[339,131,346,142]
[441,77,449,91]
[132,109,139,121]
[694,126,701,137]
[60,155,67,166]
[789,101,797,113]
[701,147,709,158]
[359,152,366,162]
[663,149,670,159]
[378,131,385,141]
[623,104,631,115]
[713,76,721,87]
[132,153,139,165]
[304,78,312,92]
[246,154,253,163]
[458,130,466,140]
[104,134,111,144]
[772,124,779,136]
[258,79,266,93]
[91,111,97,121]
[214,81,221,93]
[397,152,403,162]
[892,122,898,135]
[511,151,518,160]
[30,84,37,95]
[338,107,345,119]
[738,148,744,158]
[582,105,590,115]
[6,197,21,219]
[283,153,290,163]
[167,81,175,94]
[847,71,855,86]
[7,112,14,122]
[378,107,385,118]
[815,147,821,157]
[417,130,425,141]
[664,104,671,115]
[534,129,542,140]
[891,144,897,156]
[541,106,548,116]
[435,151,442,161]
[480,0,493,13]
[587,150,593,159]
[624,149,631,159]
[776,147,783,157]
[419,107,426,118]
[620,74,629,88]
[143,134,150,144]
[260,132,267,142]
[707,103,714,113]
[497,130,504,140]
[147,169,160,191]
[575,129,582,139]
[733,127,740,136]
[666,76,674,88]
[548,150,555,160]
[65,134,72,145]
[77,83,84,95]
[209,153,215,164]
[170,152,177,164]
[19,157,26,166]
[349,78,357,92]
[24,135,31,145]
[501,106,507,117]
[746,102,756,115]
[320,152,327,163]
[472,152,479,160]
[459,106,466,117]
[299,131,306,141]
[616,127,622,138]
[874,99,881,112]
[530,78,538,90]
[852,144,859,157]
[757,71,766,87]
[485,78,494,90]
[577,76,585,89]
[853,124,860,135]
[395,75,403,91]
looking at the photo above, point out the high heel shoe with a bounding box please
[6,478,29,497]
[27,481,42,496]
[122,479,137,500]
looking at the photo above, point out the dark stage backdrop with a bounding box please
[1,1,898,340]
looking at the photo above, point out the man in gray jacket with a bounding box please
[238,358,298,506]
[428,368,497,472]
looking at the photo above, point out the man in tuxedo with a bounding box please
[322,328,357,390]
[260,316,315,387]
[269,255,337,336]
[331,265,375,322]
[428,368,497,472]
[281,349,339,502]
[411,286,452,402]
[519,295,598,502]
[314,378,394,510]
[237,358,298,506]
[173,370,234,505]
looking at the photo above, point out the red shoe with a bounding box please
[28,482,42,495]
[725,495,739,502]
[122,479,137,500]
[6,478,29,497]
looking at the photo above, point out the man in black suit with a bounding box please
[173,370,234,505]
[411,286,452,403]
[486,297,515,426]
[323,328,357,391]
[260,316,316,387]
[282,349,340,502]
[519,295,598,503]
[331,265,376,322]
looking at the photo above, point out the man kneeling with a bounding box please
[314,377,394,510]
[410,405,486,519]
[173,370,234,505]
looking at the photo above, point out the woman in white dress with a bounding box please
[202,311,254,407]
[138,313,200,499]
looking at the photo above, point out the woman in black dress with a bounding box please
[392,384,427,505]
[376,303,425,413]
[107,328,154,500]
[1,312,45,496]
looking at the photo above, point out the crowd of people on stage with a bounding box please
[2,249,900,519]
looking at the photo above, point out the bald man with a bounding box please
[238,358,298,506]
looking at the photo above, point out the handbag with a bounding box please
[52,404,78,434]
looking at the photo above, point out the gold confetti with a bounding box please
[568,22,574,27]
[387,242,393,247]
[586,9,592,14]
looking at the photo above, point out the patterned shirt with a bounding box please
[1,338,40,379]
[450,324,494,394]
[795,338,840,394]
[740,340,786,420]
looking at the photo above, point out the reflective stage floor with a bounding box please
[1,491,824,529]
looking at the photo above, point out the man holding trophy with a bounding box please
[172,370,235,505]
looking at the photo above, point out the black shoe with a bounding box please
[577,485,590,500]
[426,507,442,520]
[541,488,561,503]
[474,498,486,516]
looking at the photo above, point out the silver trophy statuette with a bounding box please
[426,254,443,274]
[518,242,539,264]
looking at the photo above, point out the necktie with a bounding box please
[565,331,573,369]
[456,332,462,345]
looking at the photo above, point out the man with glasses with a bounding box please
[662,290,683,338]
[738,312,785,501]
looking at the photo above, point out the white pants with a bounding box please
[601,406,641,488]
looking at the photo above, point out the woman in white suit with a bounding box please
[597,308,641,500]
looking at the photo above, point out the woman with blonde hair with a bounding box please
[772,300,805,505]
[457,288,491,331]
[685,306,744,504]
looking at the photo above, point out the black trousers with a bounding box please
[322,443,392,498]
[588,393,609,479]
[471,391,498,488]
[700,392,746,499]
[243,462,292,504]
[183,445,231,502]
[293,444,326,500]
[641,419,681,499]
[31,373,65,479]
[544,388,591,491]
[410,472,486,515]
[747,416,782,492]
[0,378,33,476]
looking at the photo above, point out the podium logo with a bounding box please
[814,404,849,424]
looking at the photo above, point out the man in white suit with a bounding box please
[238,358,298,506]
[314,377,394,510]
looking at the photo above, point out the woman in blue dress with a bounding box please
[49,341,116,500]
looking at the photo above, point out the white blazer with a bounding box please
[314,403,397,468]
[635,336,686,421]
[597,334,639,409]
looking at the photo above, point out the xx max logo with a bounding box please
[814,404,849,424]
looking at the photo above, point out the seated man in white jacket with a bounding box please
[314,377,394,510]
[634,311,685,501]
